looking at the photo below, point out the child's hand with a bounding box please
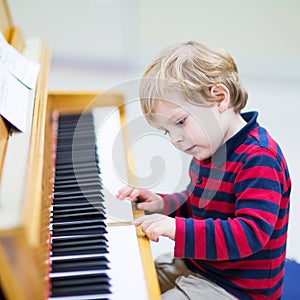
[116,186,164,213]
[132,213,175,242]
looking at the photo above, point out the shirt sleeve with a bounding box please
[174,148,289,260]
[160,181,194,218]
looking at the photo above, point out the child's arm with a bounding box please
[174,149,290,260]
[160,187,192,218]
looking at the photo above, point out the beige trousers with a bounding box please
[155,253,237,300]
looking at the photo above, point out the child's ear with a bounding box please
[211,84,230,113]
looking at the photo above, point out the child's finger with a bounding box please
[116,186,134,200]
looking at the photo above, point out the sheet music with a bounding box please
[0,31,40,89]
[0,62,30,132]
[0,38,42,229]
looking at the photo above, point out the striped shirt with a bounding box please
[162,111,291,299]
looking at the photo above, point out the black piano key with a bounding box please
[53,187,103,196]
[55,155,97,161]
[51,234,107,245]
[50,113,112,298]
[52,208,105,216]
[54,178,102,187]
[52,196,104,205]
[51,245,109,257]
[53,196,103,204]
[51,219,106,227]
[51,225,107,237]
[55,161,99,171]
[58,125,94,130]
[51,211,105,218]
[51,233,108,244]
[53,190,103,199]
[51,245,108,256]
[56,141,96,147]
[55,156,99,166]
[56,137,96,146]
[54,173,101,182]
[52,202,105,211]
[58,112,91,119]
[58,123,95,129]
[57,130,95,136]
[50,243,109,255]
[54,184,103,194]
[54,167,100,175]
[57,125,95,131]
[56,126,94,134]
[52,193,104,202]
[51,283,111,297]
[51,212,106,220]
[52,235,108,248]
[52,283,111,297]
[55,166,99,176]
[51,212,106,223]
[56,131,96,138]
[51,256,109,272]
[50,274,111,297]
[54,182,102,193]
[56,151,98,158]
[52,197,104,206]
[52,205,104,214]
[57,120,94,128]
[50,273,110,287]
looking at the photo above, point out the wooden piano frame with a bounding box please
[0,1,160,299]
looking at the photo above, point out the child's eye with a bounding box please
[176,117,186,126]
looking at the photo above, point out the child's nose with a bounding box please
[170,130,184,145]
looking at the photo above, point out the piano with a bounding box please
[0,1,161,299]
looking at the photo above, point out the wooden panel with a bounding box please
[0,37,50,300]
[49,91,124,113]
[0,0,13,186]
[134,208,161,299]
[0,118,9,181]
[22,42,51,248]
[9,26,25,53]
[0,0,13,40]
[0,230,44,300]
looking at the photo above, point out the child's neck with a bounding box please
[224,113,247,142]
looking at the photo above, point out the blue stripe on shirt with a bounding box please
[185,218,195,257]
[205,219,216,260]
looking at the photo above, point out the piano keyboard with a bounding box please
[48,110,148,300]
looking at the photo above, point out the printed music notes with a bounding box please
[0,31,40,132]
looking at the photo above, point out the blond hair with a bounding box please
[140,41,248,124]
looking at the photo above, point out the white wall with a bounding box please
[9,0,300,260]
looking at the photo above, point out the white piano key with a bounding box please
[50,253,109,262]
[49,293,112,300]
[92,107,133,223]
[49,226,149,299]
[106,225,149,300]
[49,269,110,279]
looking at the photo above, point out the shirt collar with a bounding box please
[211,111,259,167]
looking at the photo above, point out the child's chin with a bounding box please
[193,153,209,161]
[193,154,202,160]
